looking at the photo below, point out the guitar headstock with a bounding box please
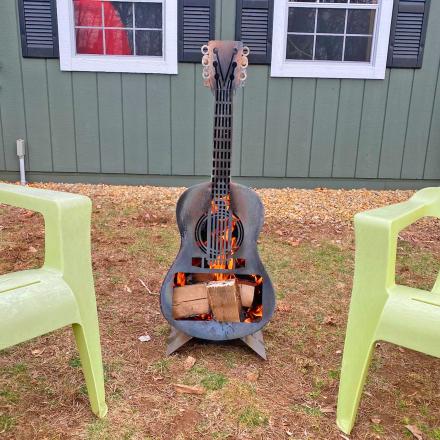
[201,40,249,93]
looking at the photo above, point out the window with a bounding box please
[57,0,177,73]
[271,0,394,79]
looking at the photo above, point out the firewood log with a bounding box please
[207,279,242,322]
[172,284,210,319]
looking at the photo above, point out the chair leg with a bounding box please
[336,311,378,435]
[72,321,108,418]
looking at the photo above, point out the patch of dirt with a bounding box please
[0,182,439,440]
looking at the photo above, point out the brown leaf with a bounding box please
[31,348,45,356]
[246,371,259,382]
[323,316,337,326]
[370,417,381,424]
[320,405,335,413]
[173,383,205,395]
[183,356,196,371]
[29,246,37,253]
[405,425,423,440]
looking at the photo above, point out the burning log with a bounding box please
[207,279,242,322]
[237,282,255,308]
[172,284,210,319]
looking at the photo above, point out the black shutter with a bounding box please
[387,0,430,68]
[178,0,215,63]
[235,0,273,65]
[18,0,59,58]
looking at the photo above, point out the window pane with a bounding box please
[135,2,162,29]
[288,7,316,33]
[315,35,343,60]
[105,29,133,55]
[136,30,162,55]
[76,28,104,54]
[317,8,346,34]
[344,36,372,61]
[347,9,376,34]
[286,34,314,60]
[74,0,102,27]
[104,2,133,28]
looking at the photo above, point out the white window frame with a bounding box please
[56,0,178,74]
[271,0,394,79]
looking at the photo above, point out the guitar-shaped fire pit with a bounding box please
[160,41,275,359]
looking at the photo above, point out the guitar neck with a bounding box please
[211,88,233,199]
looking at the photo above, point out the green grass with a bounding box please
[201,372,228,391]
[0,414,15,433]
[431,428,440,440]
[291,404,322,417]
[238,406,269,427]
[0,389,19,403]
[69,356,82,368]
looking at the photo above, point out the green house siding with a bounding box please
[0,0,439,188]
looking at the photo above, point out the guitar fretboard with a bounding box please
[212,88,233,198]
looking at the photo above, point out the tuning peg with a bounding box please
[242,46,250,56]
[201,44,209,55]
[202,55,209,66]
[239,69,247,87]
[241,56,248,68]
[202,66,210,79]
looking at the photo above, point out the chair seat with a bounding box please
[376,285,440,357]
[0,268,80,349]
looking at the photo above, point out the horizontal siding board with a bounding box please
[332,80,364,178]
[379,69,414,178]
[171,63,195,175]
[241,65,268,176]
[21,58,52,171]
[0,0,27,171]
[401,0,440,178]
[97,73,124,173]
[309,79,340,177]
[147,75,171,174]
[263,77,291,177]
[355,71,390,178]
[72,72,101,172]
[286,79,316,177]
[46,59,76,172]
[122,74,148,174]
[194,65,213,175]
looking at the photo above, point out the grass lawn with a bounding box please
[0,183,439,439]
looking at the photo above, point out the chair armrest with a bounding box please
[352,187,440,292]
[356,187,440,234]
[0,183,92,274]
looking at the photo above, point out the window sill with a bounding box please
[270,60,387,80]
[59,54,178,74]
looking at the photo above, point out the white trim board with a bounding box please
[56,0,178,74]
[270,0,394,79]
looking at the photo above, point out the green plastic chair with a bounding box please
[337,187,440,434]
[0,183,107,418]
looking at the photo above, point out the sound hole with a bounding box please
[195,213,243,255]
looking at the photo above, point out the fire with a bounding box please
[244,304,263,323]
[175,272,186,287]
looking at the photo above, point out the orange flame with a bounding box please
[244,304,263,323]
[175,272,186,287]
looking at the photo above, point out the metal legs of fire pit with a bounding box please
[166,327,267,360]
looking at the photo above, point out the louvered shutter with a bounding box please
[178,0,215,62]
[18,0,59,58]
[387,0,430,68]
[235,0,273,65]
